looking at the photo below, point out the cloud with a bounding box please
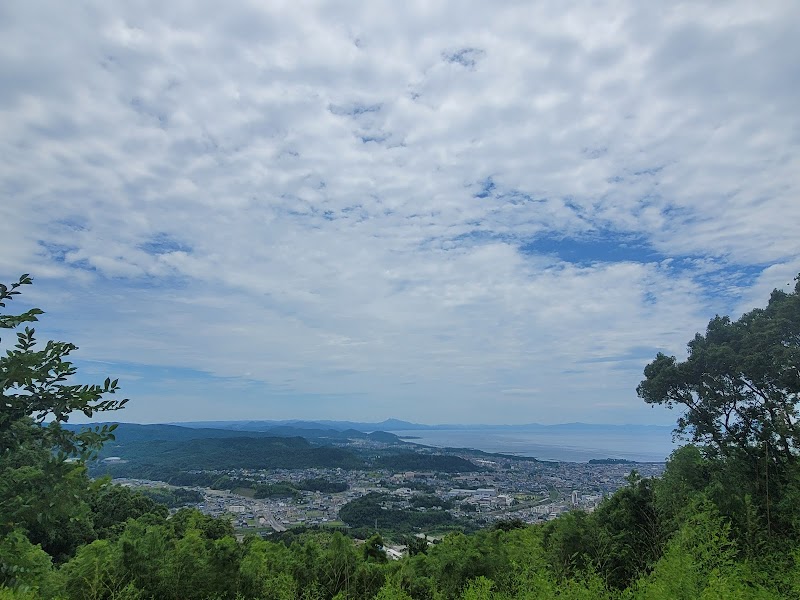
[1,0,798,424]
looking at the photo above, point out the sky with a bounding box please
[1,1,799,426]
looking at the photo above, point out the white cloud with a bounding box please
[1,0,798,424]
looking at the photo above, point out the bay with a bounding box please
[390,428,678,463]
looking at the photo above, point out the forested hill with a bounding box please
[93,436,365,478]
[82,423,486,481]
[67,423,376,478]
[63,422,403,446]
[93,440,487,483]
[374,453,481,473]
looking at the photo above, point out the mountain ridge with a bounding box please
[167,418,674,433]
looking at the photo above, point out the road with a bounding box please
[255,505,287,532]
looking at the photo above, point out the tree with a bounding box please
[652,446,711,531]
[630,500,760,600]
[1,275,129,564]
[637,275,800,465]
[404,535,429,557]
[89,483,168,539]
[1,274,128,459]
[363,533,388,564]
[590,473,663,588]
[373,581,413,600]
[58,538,127,600]
[638,275,800,541]
[319,532,357,598]
[0,530,57,595]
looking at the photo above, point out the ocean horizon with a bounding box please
[391,428,679,463]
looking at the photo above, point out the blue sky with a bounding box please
[1,1,799,425]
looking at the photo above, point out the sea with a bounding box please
[389,428,678,463]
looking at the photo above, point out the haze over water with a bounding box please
[392,428,678,463]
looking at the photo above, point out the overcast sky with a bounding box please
[1,1,799,425]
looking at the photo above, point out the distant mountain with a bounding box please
[62,422,403,447]
[168,419,673,434]
[62,422,285,443]
[171,418,425,432]
[193,419,332,431]
[258,425,403,444]
[366,430,404,443]
[317,418,424,431]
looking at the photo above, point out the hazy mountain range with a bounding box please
[169,419,674,434]
[62,422,404,445]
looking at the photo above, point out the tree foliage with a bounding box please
[0,275,131,563]
[639,276,800,543]
[1,275,128,459]
[637,276,800,464]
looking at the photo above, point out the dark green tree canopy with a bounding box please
[638,276,800,464]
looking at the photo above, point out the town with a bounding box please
[118,452,665,540]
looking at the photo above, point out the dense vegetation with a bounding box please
[72,423,402,446]
[95,436,365,473]
[2,274,800,599]
[92,466,350,502]
[297,479,349,494]
[373,454,481,473]
[339,493,464,537]
[136,487,205,508]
